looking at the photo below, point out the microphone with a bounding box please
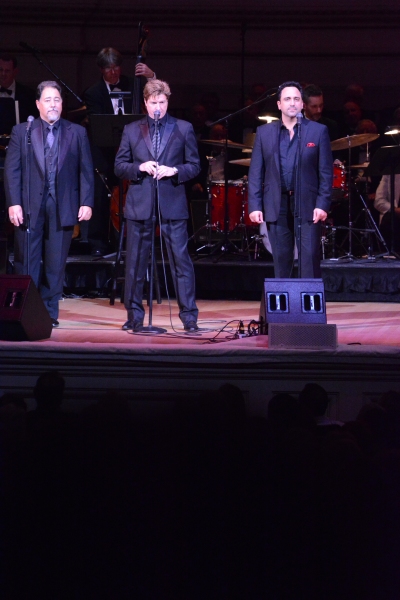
[154,110,161,122]
[296,112,303,125]
[26,115,34,131]
[20,41,41,54]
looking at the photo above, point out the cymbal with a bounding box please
[350,162,370,169]
[68,105,88,115]
[200,139,252,149]
[229,158,251,167]
[331,133,379,151]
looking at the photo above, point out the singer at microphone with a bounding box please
[247,80,333,279]
[114,78,201,333]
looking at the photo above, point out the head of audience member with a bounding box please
[355,119,377,135]
[0,53,18,89]
[143,79,171,119]
[96,47,123,86]
[299,383,330,418]
[36,81,63,124]
[343,101,362,129]
[201,91,220,122]
[33,371,65,413]
[248,82,267,102]
[209,123,227,141]
[189,103,208,132]
[302,84,325,122]
[345,83,365,105]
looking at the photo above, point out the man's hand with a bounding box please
[140,161,158,176]
[155,165,176,180]
[313,208,328,223]
[135,63,154,79]
[249,210,263,224]
[8,205,23,227]
[78,206,92,221]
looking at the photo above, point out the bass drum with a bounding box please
[210,179,255,230]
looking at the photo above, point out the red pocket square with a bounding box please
[307,142,316,147]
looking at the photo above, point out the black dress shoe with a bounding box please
[51,319,59,328]
[122,320,143,332]
[184,320,199,332]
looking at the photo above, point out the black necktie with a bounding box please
[0,86,12,95]
[152,123,160,157]
[109,83,120,91]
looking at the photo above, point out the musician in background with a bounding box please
[84,47,156,115]
[0,53,37,128]
[302,84,339,142]
[83,48,156,255]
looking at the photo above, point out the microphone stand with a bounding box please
[208,88,278,261]
[141,114,167,334]
[24,118,34,276]
[295,113,302,278]
[19,42,83,111]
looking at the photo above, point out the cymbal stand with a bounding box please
[189,156,218,253]
[353,177,389,258]
[338,138,356,261]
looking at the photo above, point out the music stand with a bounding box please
[88,114,144,304]
[368,145,400,259]
[89,113,142,148]
[0,98,17,136]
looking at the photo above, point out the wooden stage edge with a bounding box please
[1,298,400,422]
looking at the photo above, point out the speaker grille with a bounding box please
[269,323,337,350]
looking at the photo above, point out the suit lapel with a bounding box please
[158,119,175,158]
[58,119,72,172]
[140,120,154,157]
[31,120,45,175]
[271,121,280,176]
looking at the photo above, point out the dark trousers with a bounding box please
[13,194,73,319]
[124,217,198,324]
[267,194,322,278]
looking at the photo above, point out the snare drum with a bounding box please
[210,180,248,231]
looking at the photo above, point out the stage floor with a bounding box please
[14,296,400,348]
[1,297,400,424]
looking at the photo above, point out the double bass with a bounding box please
[110,22,150,233]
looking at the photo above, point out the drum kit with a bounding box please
[191,130,388,260]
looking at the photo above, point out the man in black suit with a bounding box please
[114,79,201,332]
[0,53,37,127]
[4,81,94,326]
[248,81,332,278]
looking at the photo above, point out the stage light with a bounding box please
[385,126,400,136]
[258,115,279,123]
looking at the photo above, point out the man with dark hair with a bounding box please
[0,53,37,127]
[4,81,94,326]
[115,79,201,332]
[302,83,338,141]
[248,81,332,278]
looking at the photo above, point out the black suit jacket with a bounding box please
[248,119,333,222]
[114,114,201,220]
[4,117,94,229]
[84,75,136,115]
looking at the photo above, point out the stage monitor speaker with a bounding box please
[260,278,327,334]
[268,323,337,350]
[0,275,52,341]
